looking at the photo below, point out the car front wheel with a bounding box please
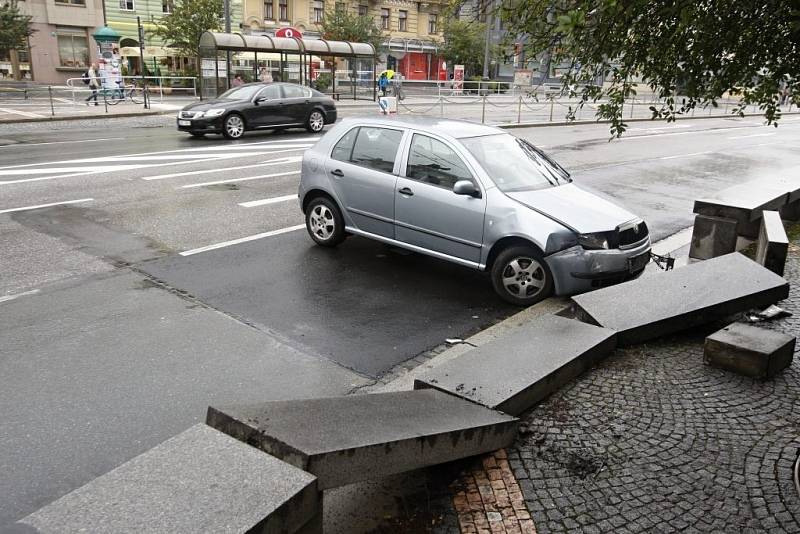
[305,196,345,247]
[491,245,554,306]
[306,110,325,133]
[222,114,245,139]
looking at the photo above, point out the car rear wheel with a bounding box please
[305,110,325,133]
[222,114,245,139]
[305,196,345,247]
[491,245,554,306]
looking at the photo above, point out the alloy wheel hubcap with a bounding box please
[502,257,545,298]
[310,112,324,131]
[226,116,244,137]
[309,204,334,240]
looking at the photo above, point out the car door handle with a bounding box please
[398,187,414,196]
[331,169,344,177]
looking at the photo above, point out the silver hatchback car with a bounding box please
[298,117,651,305]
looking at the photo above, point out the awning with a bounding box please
[199,31,376,57]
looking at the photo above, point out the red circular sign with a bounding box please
[275,27,302,38]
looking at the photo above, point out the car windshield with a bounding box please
[460,134,571,192]
[218,85,263,100]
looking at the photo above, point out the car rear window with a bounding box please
[333,127,403,174]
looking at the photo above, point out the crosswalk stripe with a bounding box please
[179,224,305,256]
[179,171,300,189]
[141,156,302,181]
[0,198,93,215]
[239,194,298,207]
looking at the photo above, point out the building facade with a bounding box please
[3,0,105,83]
[240,0,444,80]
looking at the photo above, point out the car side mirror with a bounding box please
[453,180,480,198]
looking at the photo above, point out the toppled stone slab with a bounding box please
[694,183,788,238]
[207,390,518,490]
[16,424,319,534]
[689,214,738,260]
[572,253,789,345]
[756,210,789,276]
[414,314,616,416]
[704,322,795,378]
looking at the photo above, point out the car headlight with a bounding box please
[204,108,225,117]
[577,232,611,250]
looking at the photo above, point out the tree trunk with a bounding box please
[10,48,21,81]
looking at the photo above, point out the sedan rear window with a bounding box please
[333,127,403,174]
[461,134,571,192]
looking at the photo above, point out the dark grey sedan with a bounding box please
[177,82,337,139]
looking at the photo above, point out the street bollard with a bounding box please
[630,98,635,118]
[440,95,444,117]
[549,98,554,122]
[48,86,55,116]
[481,95,486,124]
[517,94,522,124]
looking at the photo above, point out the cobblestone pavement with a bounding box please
[506,245,800,533]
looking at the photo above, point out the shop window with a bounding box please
[119,0,134,10]
[279,0,288,20]
[313,0,324,22]
[428,13,437,34]
[380,8,389,29]
[56,28,89,68]
[162,0,173,12]
[398,9,407,31]
[264,0,273,19]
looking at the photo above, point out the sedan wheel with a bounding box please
[223,114,245,139]
[491,245,554,306]
[305,197,345,247]
[306,110,325,133]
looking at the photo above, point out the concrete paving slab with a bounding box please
[206,390,518,489]
[17,424,319,534]
[572,252,789,345]
[756,211,789,276]
[414,314,617,415]
[688,214,738,260]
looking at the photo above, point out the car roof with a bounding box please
[336,116,504,139]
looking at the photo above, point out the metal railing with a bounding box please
[65,76,198,102]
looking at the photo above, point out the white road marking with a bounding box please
[0,165,142,176]
[0,137,124,149]
[727,132,777,140]
[658,151,714,160]
[239,194,298,207]
[0,107,45,118]
[179,171,301,189]
[180,141,315,152]
[0,198,93,215]
[180,224,305,256]
[141,156,302,181]
[0,288,41,304]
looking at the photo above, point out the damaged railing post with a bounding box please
[48,86,55,117]
[517,94,522,123]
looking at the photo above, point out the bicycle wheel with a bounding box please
[103,90,121,106]
[128,86,144,104]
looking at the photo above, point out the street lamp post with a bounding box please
[137,17,150,109]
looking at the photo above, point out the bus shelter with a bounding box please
[198,31,377,100]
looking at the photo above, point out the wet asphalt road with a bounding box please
[2,112,800,526]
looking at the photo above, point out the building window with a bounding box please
[428,13,437,34]
[55,0,87,6]
[265,0,273,19]
[398,9,407,31]
[119,0,134,10]
[162,0,173,12]
[279,0,288,20]
[313,0,324,22]
[380,8,389,29]
[358,3,367,16]
[335,1,344,12]
[56,27,89,68]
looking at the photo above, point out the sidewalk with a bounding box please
[417,242,800,533]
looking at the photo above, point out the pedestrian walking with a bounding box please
[378,72,388,97]
[85,62,100,106]
[232,74,244,87]
[259,68,273,83]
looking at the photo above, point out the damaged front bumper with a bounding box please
[545,238,652,295]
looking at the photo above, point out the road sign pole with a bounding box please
[138,17,149,109]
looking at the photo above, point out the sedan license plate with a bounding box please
[178,120,191,126]
[628,251,650,273]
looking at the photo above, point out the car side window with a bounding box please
[282,85,306,98]
[331,127,359,162]
[348,127,404,173]
[406,134,473,189]
[257,85,281,100]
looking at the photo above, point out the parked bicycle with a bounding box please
[103,80,149,106]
